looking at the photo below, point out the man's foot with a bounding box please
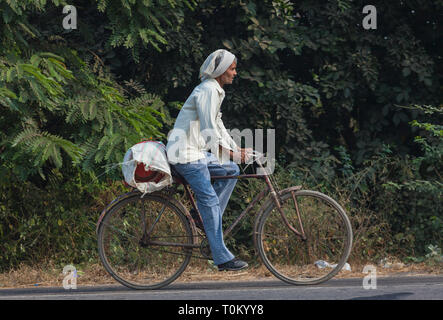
[189,208,205,231]
[218,258,248,271]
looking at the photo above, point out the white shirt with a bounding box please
[166,79,239,164]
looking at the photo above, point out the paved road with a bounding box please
[0,275,442,300]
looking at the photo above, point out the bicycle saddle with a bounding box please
[169,165,187,185]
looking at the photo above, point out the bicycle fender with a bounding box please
[95,189,172,234]
[96,190,141,234]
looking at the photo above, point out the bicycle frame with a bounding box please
[96,156,306,253]
[147,158,306,249]
[183,173,268,239]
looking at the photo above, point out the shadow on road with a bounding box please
[351,292,414,300]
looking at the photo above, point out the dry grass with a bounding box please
[0,258,441,289]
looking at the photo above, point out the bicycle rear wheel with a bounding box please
[256,189,353,285]
[97,193,193,289]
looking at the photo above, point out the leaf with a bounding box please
[0,87,17,99]
[250,17,259,25]
[223,39,233,49]
[402,68,411,77]
[424,78,432,86]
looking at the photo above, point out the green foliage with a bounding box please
[0,170,126,271]
[0,0,442,271]
[0,1,168,180]
[379,104,442,255]
[97,0,197,61]
[0,49,165,181]
[0,0,176,271]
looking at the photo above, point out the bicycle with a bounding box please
[96,151,353,289]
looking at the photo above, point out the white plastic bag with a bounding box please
[122,141,173,195]
[314,260,352,271]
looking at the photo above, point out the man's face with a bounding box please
[218,60,237,86]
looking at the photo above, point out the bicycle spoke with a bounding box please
[261,232,303,242]
[100,221,138,240]
[146,202,167,237]
[146,245,209,261]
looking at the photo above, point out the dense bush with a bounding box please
[0,168,132,272]
[0,0,441,271]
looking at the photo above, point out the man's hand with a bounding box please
[219,145,254,163]
[233,148,253,163]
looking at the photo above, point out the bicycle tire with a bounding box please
[256,189,353,285]
[97,193,193,289]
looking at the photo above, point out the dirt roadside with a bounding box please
[1,260,442,289]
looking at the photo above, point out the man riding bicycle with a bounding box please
[166,49,251,271]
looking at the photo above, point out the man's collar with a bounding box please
[208,78,225,95]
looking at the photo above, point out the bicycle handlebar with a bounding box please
[241,150,271,175]
[245,150,265,163]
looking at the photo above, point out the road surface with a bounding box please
[0,275,442,300]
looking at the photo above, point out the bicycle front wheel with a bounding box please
[256,189,353,285]
[97,193,193,289]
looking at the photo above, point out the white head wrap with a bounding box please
[199,49,236,82]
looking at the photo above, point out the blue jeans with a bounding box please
[171,152,240,265]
